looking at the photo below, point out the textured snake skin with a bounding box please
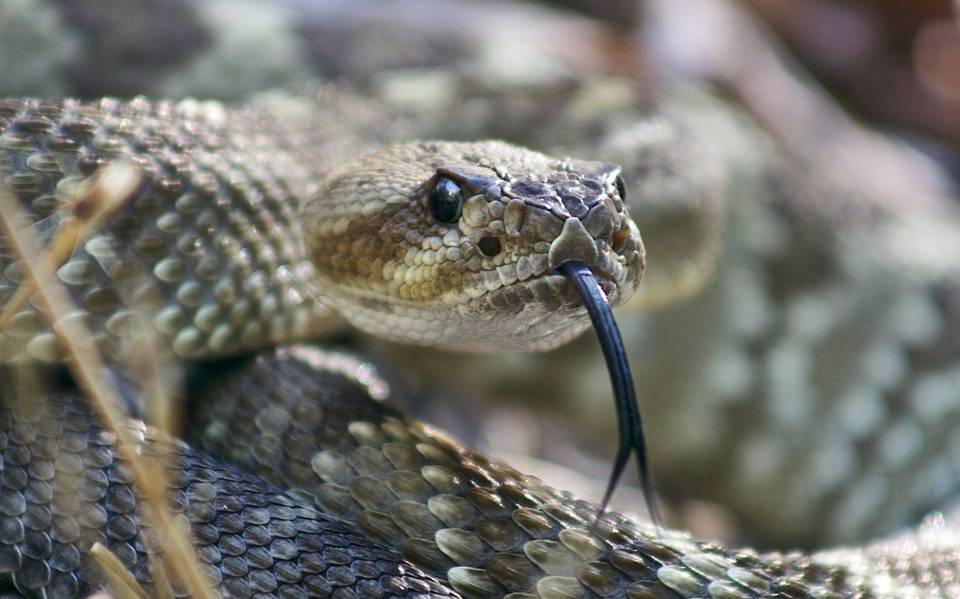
[1,89,960,598]
[0,93,384,365]
[7,0,957,549]
[0,372,459,598]
[190,347,960,599]
[3,348,959,598]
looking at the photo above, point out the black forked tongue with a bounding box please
[559,260,661,527]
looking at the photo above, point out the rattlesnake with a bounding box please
[1,0,951,596]
[0,89,651,596]
[0,86,958,599]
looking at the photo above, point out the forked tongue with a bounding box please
[559,260,661,526]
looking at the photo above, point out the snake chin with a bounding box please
[476,269,626,351]
[434,255,639,352]
[328,261,632,353]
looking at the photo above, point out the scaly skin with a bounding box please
[0,371,458,598]
[5,36,953,596]
[3,347,959,598]
[0,91,647,597]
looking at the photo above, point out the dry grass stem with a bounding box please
[90,543,149,599]
[0,162,140,330]
[0,173,216,599]
[147,550,176,599]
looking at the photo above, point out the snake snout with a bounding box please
[498,163,646,308]
[548,217,599,270]
[547,214,639,306]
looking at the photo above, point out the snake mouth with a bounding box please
[580,268,621,300]
[457,258,633,353]
[475,260,628,323]
[455,243,641,353]
[482,241,634,303]
[543,259,629,306]
[540,269,622,306]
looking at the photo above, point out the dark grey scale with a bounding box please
[553,178,604,220]
[0,384,460,598]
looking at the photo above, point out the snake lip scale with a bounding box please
[491,268,621,312]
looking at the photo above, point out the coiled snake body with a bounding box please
[0,94,957,599]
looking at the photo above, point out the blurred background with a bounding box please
[4,0,960,152]
[3,0,960,553]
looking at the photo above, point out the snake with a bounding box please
[0,91,654,595]
[1,2,960,596]
[0,84,958,599]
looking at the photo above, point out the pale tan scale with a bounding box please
[448,566,502,596]
[536,576,582,599]
[656,565,704,597]
[435,528,488,565]
[558,528,604,561]
[681,553,734,580]
[707,581,752,599]
[523,540,581,576]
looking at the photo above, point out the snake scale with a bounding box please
[2,1,960,598]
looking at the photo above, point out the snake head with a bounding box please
[306,140,644,351]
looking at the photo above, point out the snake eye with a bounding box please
[429,177,464,223]
[614,175,627,202]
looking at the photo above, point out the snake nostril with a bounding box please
[477,236,502,257]
[612,222,631,254]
